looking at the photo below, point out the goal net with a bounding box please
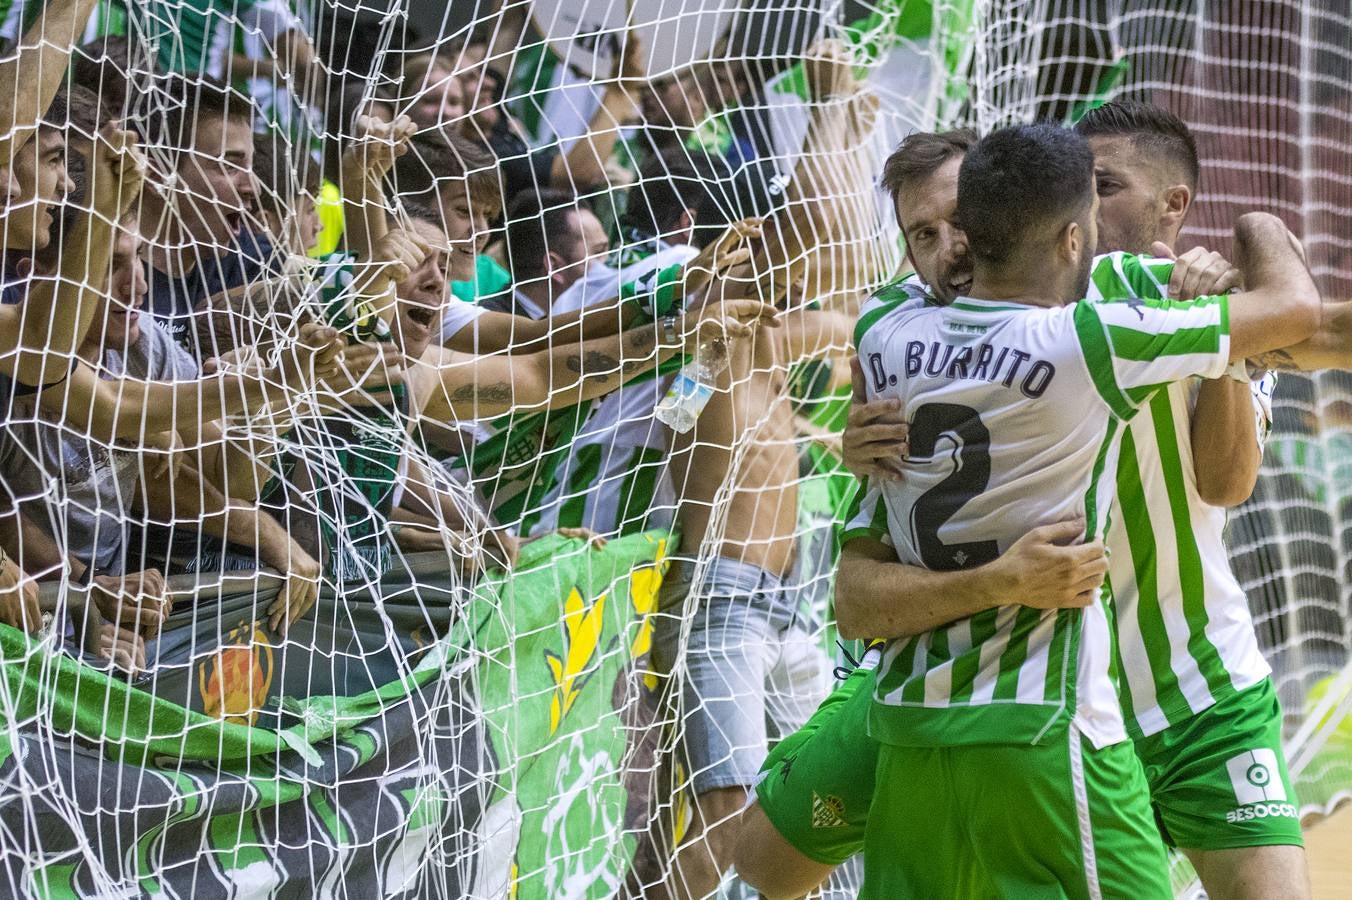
[0,0,1345,898]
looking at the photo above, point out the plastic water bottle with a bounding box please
[654,338,729,434]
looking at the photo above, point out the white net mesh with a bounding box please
[0,0,1347,897]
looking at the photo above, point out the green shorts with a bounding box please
[1134,677,1303,852]
[754,664,877,865]
[861,726,1172,900]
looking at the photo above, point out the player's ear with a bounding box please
[1058,219,1082,264]
[1161,183,1191,232]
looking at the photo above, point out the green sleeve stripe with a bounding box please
[1104,322,1222,361]
[1125,384,1162,406]
[1073,302,1134,419]
[839,479,889,546]
[838,528,874,545]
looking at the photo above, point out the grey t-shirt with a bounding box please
[0,319,198,574]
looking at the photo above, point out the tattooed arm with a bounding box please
[419,298,779,422]
[1249,300,1352,372]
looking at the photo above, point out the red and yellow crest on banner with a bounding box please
[197,621,275,726]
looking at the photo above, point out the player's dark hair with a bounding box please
[957,123,1095,267]
[505,188,591,278]
[1074,100,1200,189]
[389,131,500,215]
[880,128,978,200]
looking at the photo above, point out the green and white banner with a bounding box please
[0,533,670,899]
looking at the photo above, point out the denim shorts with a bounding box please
[652,556,830,795]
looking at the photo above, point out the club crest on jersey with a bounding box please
[810,792,847,829]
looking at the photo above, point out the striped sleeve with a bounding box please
[1073,294,1231,415]
[1087,252,1173,303]
[839,479,891,547]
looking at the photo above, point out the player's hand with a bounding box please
[841,357,909,482]
[91,568,171,638]
[90,121,147,219]
[0,551,40,634]
[992,520,1107,610]
[265,541,321,635]
[1151,242,1242,300]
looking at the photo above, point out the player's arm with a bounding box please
[834,521,1106,641]
[1191,377,1262,507]
[423,298,779,420]
[548,30,642,191]
[1078,213,1318,423]
[1154,244,1264,507]
[0,0,99,164]
[1225,212,1322,361]
[443,220,759,354]
[758,42,887,300]
[1249,300,1352,373]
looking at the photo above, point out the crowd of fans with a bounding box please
[0,1,870,692]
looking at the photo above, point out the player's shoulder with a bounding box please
[854,273,940,347]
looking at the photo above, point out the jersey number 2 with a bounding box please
[909,403,999,570]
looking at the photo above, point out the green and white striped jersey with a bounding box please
[1086,252,1274,739]
[132,0,299,75]
[844,275,1232,749]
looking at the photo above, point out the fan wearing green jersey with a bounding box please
[848,125,1320,898]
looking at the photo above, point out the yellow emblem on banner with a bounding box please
[197,621,275,727]
[544,588,607,735]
